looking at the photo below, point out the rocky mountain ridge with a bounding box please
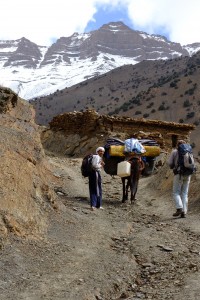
[1,21,200,100]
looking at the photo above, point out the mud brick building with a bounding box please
[41,110,195,157]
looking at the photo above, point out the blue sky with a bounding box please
[85,5,170,41]
[85,5,133,32]
[0,0,199,46]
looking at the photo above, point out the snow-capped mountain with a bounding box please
[0,21,200,100]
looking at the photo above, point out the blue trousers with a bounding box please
[89,170,102,208]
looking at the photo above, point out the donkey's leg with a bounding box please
[122,178,129,203]
[125,179,129,201]
[130,178,139,204]
[121,178,126,203]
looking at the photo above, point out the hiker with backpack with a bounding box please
[168,140,196,218]
[88,147,105,211]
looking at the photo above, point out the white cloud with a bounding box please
[1,0,98,45]
[0,0,200,46]
[127,0,200,45]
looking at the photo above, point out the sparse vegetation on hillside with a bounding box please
[30,51,200,154]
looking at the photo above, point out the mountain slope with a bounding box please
[1,21,200,100]
[30,53,193,124]
[31,50,200,154]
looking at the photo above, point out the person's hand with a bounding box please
[101,161,105,167]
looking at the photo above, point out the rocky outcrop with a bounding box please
[0,87,18,113]
[0,87,59,238]
[3,38,42,68]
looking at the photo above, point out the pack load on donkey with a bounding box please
[104,137,161,176]
[117,138,146,177]
[103,137,125,176]
[104,137,161,204]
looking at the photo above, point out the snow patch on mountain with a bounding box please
[0,22,200,101]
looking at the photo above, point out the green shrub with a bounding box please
[135,111,141,115]
[143,113,149,118]
[183,99,191,107]
[186,112,195,119]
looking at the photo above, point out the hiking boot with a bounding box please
[181,212,186,218]
[173,208,183,217]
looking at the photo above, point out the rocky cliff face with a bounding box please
[2,37,43,68]
[0,87,58,238]
[42,22,188,64]
[0,22,193,69]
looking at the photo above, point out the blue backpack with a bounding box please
[177,144,196,175]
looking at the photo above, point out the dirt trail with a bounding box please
[0,156,200,300]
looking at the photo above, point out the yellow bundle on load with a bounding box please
[142,146,161,157]
[109,145,125,157]
[109,145,161,157]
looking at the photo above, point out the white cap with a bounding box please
[96,147,105,154]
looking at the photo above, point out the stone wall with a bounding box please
[49,110,99,134]
[44,110,195,156]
